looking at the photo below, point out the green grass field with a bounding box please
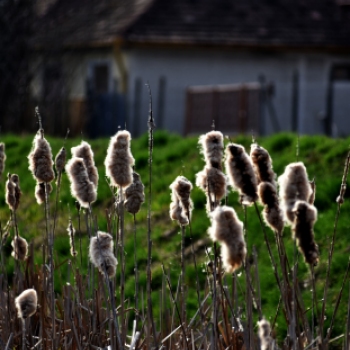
[1,130,350,348]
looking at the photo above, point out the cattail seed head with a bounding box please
[55,147,66,173]
[258,182,284,233]
[292,200,319,265]
[124,172,145,214]
[89,231,118,277]
[169,198,189,226]
[66,157,97,208]
[225,143,258,205]
[309,179,316,205]
[170,176,194,220]
[208,206,246,272]
[278,162,312,224]
[15,288,37,319]
[250,143,276,185]
[35,182,53,205]
[258,318,273,350]
[67,219,77,257]
[71,141,98,188]
[105,130,135,188]
[198,131,224,169]
[28,131,55,183]
[5,174,17,211]
[11,235,28,261]
[0,143,6,177]
[196,167,227,209]
[170,179,190,227]
[11,174,21,210]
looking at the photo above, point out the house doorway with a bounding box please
[86,61,125,137]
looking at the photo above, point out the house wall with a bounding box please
[124,47,350,137]
[30,49,122,135]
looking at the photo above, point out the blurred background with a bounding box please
[1,0,350,137]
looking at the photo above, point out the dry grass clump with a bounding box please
[28,131,55,184]
[65,157,97,208]
[11,235,28,261]
[15,289,37,319]
[71,141,99,188]
[105,130,135,188]
[89,231,118,278]
[0,142,6,177]
[124,172,145,214]
[225,143,258,205]
[208,206,246,273]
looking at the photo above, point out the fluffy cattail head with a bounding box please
[124,172,145,214]
[11,174,21,210]
[11,236,28,261]
[170,176,193,219]
[71,141,98,188]
[105,130,135,188]
[309,179,316,205]
[65,157,97,208]
[89,231,117,277]
[169,198,189,226]
[250,144,276,185]
[225,143,258,205]
[15,288,37,319]
[5,174,17,211]
[293,200,319,265]
[35,182,53,205]
[208,206,246,272]
[196,167,227,211]
[198,131,224,169]
[28,131,55,183]
[0,143,6,177]
[55,147,66,173]
[258,182,284,233]
[278,162,312,224]
[258,318,273,350]
[67,219,77,256]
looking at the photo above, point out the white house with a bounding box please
[31,0,350,137]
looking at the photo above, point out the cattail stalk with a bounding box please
[53,146,66,237]
[87,203,122,350]
[0,143,6,178]
[320,151,350,337]
[145,84,158,349]
[29,111,56,349]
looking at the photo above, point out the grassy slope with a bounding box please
[1,130,350,342]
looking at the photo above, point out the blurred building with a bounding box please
[5,0,350,136]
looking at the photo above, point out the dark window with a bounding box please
[93,64,109,94]
[332,65,350,81]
